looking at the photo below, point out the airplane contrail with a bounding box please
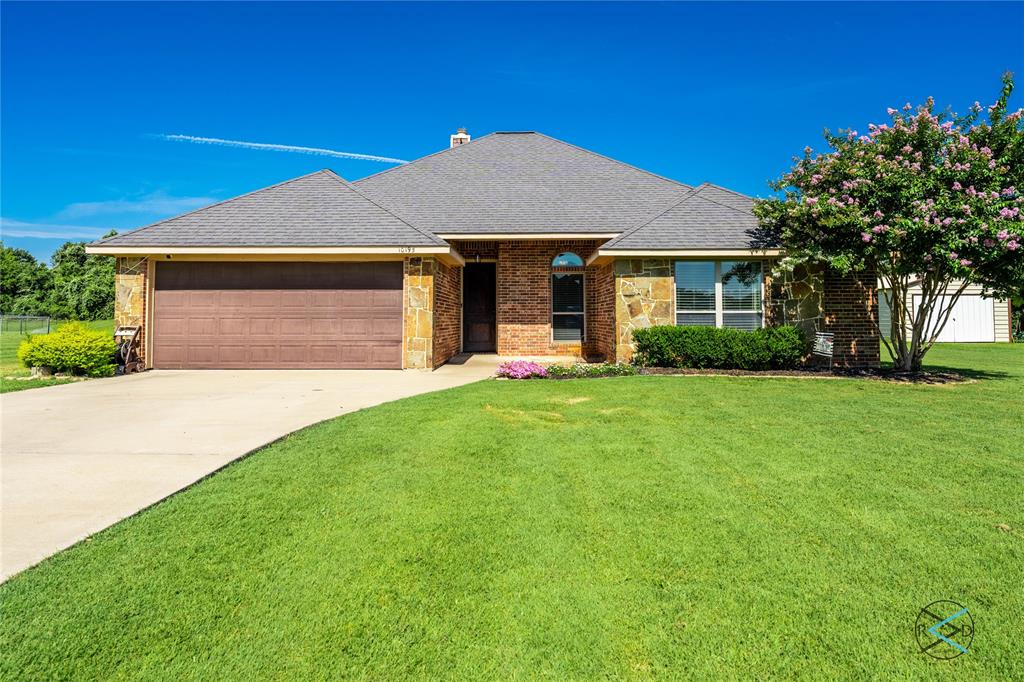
[159,134,408,164]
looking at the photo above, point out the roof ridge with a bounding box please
[89,169,337,246]
[319,169,445,245]
[689,189,755,217]
[354,131,692,192]
[697,182,753,200]
[602,185,701,248]
[353,132,500,186]
[528,132,692,190]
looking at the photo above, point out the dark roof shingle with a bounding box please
[92,170,444,247]
[92,135,765,251]
[354,132,693,234]
[602,183,773,250]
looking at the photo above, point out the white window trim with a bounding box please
[675,260,765,329]
[551,271,586,343]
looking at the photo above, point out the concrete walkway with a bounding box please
[1,356,497,581]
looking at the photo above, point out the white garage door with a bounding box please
[913,294,995,342]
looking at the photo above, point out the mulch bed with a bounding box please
[637,367,972,384]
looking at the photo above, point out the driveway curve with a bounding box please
[1,358,496,580]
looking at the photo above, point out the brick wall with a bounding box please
[822,268,880,368]
[493,239,611,358]
[591,262,616,361]
[432,260,462,368]
[453,241,499,261]
[115,256,149,366]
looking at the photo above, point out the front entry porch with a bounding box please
[451,239,615,362]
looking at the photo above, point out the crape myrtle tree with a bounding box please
[755,73,1024,372]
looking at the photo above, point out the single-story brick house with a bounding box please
[87,130,878,370]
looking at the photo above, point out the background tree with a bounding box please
[0,245,52,315]
[46,239,117,320]
[756,73,1024,372]
[0,231,117,320]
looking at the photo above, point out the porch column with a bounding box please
[403,257,435,369]
[114,256,151,367]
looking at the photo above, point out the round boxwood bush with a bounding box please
[17,322,117,377]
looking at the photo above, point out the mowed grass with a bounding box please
[1,344,1021,679]
[0,319,114,393]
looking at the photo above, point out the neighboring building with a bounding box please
[878,280,1012,343]
[87,130,879,370]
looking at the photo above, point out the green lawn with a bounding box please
[0,319,114,393]
[1,344,1021,678]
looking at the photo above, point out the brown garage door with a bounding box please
[153,261,403,369]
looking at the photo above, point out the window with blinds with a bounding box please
[552,252,585,342]
[675,260,762,330]
[676,261,716,326]
[721,261,763,330]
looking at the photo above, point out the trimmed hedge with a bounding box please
[632,325,807,370]
[17,322,117,377]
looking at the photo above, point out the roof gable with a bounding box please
[603,183,774,250]
[93,170,445,248]
[354,132,692,235]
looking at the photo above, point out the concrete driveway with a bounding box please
[1,357,497,581]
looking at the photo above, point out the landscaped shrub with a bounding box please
[545,362,638,379]
[496,360,548,379]
[17,322,117,377]
[632,325,807,370]
[762,325,807,369]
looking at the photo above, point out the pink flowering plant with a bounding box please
[495,360,548,379]
[756,73,1024,371]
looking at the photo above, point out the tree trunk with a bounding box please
[873,270,966,374]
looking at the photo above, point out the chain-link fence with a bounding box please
[0,315,51,334]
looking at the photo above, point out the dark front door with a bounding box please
[463,263,496,352]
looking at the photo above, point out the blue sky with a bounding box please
[2,1,1022,261]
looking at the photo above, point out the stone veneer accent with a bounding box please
[114,256,149,365]
[613,259,674,363]
[403,257,435,369]
[403,256,463,369]
[764,262,825,342]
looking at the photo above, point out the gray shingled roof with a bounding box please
[92,134,764,251]
[92,170,445,247]
[354,132,693,234]
[602,183,775,250]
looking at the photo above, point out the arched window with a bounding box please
[552,251,584,268]
[551,252,585,342]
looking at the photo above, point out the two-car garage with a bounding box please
[152,261,404,369]
[87,169,459,370]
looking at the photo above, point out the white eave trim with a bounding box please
[437,232,620,240]
[588,248,783,265]
[87,245,448,255]
[86,245,465,265]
